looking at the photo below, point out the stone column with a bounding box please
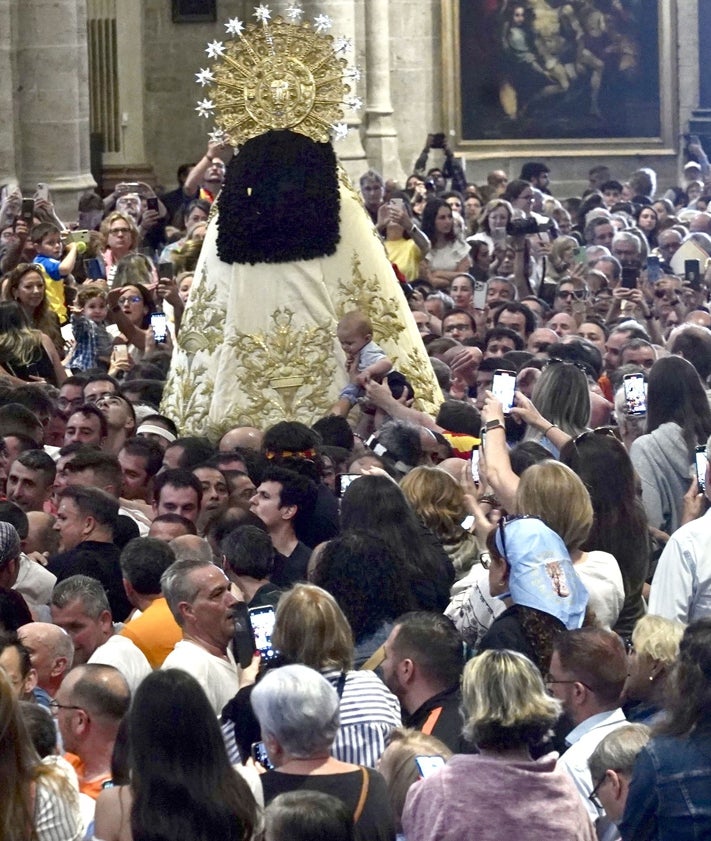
[0,0,19,188]
[311,0,367,181]
[16,0,95,219]
[362,0,405,184]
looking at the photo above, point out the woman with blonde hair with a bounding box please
[378,729,452,839]
[222,584,401,769]
[516,460,624,629]
[401,649,595,841]
[0,668,82,840]
[400,465,479,580]
[100,211,140,282]
[622,614,685,725]
[0,300,66,386]
[2,263,64,356]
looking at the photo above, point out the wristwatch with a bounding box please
[485,419,505,432]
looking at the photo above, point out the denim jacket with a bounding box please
[620,727,711,840]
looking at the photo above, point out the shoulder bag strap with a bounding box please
[353,766,370,824]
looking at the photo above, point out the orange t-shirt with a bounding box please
[65,753,111,799]
[119,596,182,668]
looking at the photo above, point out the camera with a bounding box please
[506,217,547,236]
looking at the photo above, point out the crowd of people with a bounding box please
[1,133,711,841]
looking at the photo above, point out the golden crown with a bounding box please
[194,3,362,146]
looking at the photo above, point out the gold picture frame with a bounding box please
[441,0,677,159]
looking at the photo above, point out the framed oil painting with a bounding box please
[442,0,676,154]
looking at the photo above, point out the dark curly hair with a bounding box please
[311,530,413,642]
[216,129,340,264]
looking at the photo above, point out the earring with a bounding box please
[649,675,654,682]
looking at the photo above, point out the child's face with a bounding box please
[83,295,108,323]
[178,275,194,303]
[39,233,62,259]
[337,325,370,356]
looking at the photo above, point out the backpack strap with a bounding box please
[359,645,385,671]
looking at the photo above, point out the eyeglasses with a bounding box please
[58,397,84,411]
[654,289,679,300]
[544,674,595,692]
[557,290,575,300]
[118,295,142,305]
[48,700,85,714]
[109,227,131,235]
[86,391,116,404]
[588,775,607,811]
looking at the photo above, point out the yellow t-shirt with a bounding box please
[384,238,423,281]
[119,596,182,668]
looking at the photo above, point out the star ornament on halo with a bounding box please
[195,98,215,118]
[313,13,332,34]
[334,36,352,54]
[225,17,244,37]
[331,122,349,142]
[208,128,228,144]
[284,3,304,22]
[253,4,272,24]
[205,40,225,59]
[195,67,215,86]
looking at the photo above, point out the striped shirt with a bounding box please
[323,668,402,767]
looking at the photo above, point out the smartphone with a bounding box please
[150,312,168,343]
[620,267,638,290]
[572,246,587,265]
[647,255,662,283]
[117,182,141,194]
[685,259,702,290]
[491,369,517,415]
[695,445,708,493]
[473,280,487,310]
[146,196,159,213]
[336,473,360,497]
[248,605,278,662]
[251,741,274,770]
[389,198,404,211]
[158,261,174,280]
[113,344,129,362]
[20,198,34,223]
[83,257,105,280]
[36,183,50,201]
[623,372,647,416]
[470,447,480,485]
[430,133,446,149]
[64,229,91,245]
[415,755,446,778]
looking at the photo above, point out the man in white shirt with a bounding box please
[161,557,244,715]
[649,438,711,622]
[50,574,151,693]
[548,628,628,840]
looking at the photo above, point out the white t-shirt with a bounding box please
[162,639,240,716]
[88,634,152,693]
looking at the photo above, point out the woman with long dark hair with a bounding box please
[630,356,711,535]
[339,475,455,612]
[93,668,258,841]
[621,619,711,839]
[419,198,471,289]
[561,431,649,639]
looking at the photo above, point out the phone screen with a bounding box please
[647,255,662,283]
[623,373,647,416]
[473,280,487,310]
[251,741,275,770]
[150,312,168,343]
[146,196,159,213]
[685,259,702,290]
[158,261,174,280]
[492,370,516,414]
[336,473,361,497]
[415,755,446,778]
[696,446,708,493]
[470,448,480,484]
[84,258,105,280]
[249,606,278,661]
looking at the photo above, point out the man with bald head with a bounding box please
[18,621,74,704]
[527,327,559,354]
[169,534,215,563]
[689,212,711,234]
[219,426,263,453]
[54,663,130,799]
